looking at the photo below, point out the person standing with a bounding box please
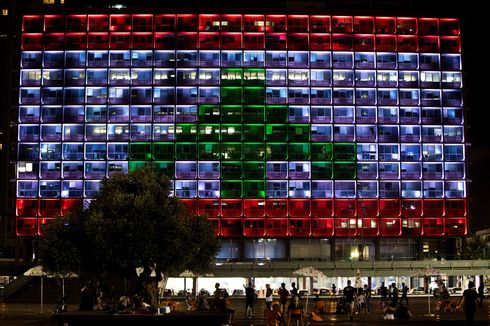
[399,282,409,305]
[343,280,356,322]
[244,282,255,318]
[477,283,484,308]
[380,282,388,305]
[291,282,298,298]
[390,283,398,307]
[265,283,273,310]
[459,281,478,324]
[363,284,372,313]
[278,282,289,322]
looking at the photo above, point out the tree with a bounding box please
[39,164,220,307]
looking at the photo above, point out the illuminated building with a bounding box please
[14,13,466,260]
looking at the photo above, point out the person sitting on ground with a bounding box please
[313,294,326,314]
[265,303,282,326]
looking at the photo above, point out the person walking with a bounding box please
[265,283,274,310]
[343,280,356,322]
[363,284,372,313]
[459,281,478,324]
[399,282,409,305]
[477,283,484,308]
[244,282,255,318]
[380,282,388,305]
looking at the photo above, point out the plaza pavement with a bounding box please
[1,296,488,325]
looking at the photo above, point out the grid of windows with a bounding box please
[16,14,466,238]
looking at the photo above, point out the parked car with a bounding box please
[298,290,309,296]
[313,288,331,296]
[232,289,244,296]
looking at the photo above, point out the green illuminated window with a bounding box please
[198,124,220,141]
[221,142,242,160]
[198,142,220,160]
[311,162,333,179]
[266,142,288,160]
[243,124,265,141]
[221,87,242,104]
[333,143,356,161]
[243,105,265,123]
[221,105,242,122]
[129,161,146,172]
[198,105,220,122]
[289,143,310,160]
[333,162,356,179]
[152,143,174,160]
[221,180,242,198]
[221,161,242,179]
[244,142,265,160]
[266,124,287,141]
[153,161,175,178]
[288,124,310,142]
[243,161,265,179]
[311,143,333,161]
[243,180,266,198]
[243,87,265,104]
[129,142,151,160]
[175,142,197,160]
[221,124,242,141]
[221,68,243,86]
[175,124,197,141]
[266,105,288,123]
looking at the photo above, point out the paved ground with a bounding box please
[1,296,489,325]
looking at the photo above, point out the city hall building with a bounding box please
[4,3,468,265]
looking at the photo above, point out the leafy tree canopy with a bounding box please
[39,163,220,284]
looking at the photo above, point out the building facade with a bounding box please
[13,12,466,261]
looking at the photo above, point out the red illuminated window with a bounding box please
[265,33,287,50]
[419,36,439,52]
[335,218,357,236]
[354,34,375,51]
[335,199,356,217]
[266,199,287,217]
[87,32,109,49]
[287,33,308,50]
[310,16,330,33]
[423,218,444,236]
[310,33,330,50]
[445,218,466,236]
[221,199,242,217]
[244,218,265,236]
[243,199,265,217]
[154,32,175,49]
[423,199,444,217]
[289,199,310,217]
[221,15,242,32]
[379,199,400,217]
[221,218,243,237]
[66,32,87,50]
[332,16,352,33]
[199,14,220,31]
[402,218,422,236]
[39,199,61,217]
[177,14,198,32]
[176,32,198,49]
[154,14,176,32]
[221,32,242,49]
[419,18,438,35]
[132,15,153,31]
[67,15,87,32]
[376,17,396,34]
[180,199,198,215]
[110,15,131,31]
[376,35,396,51]
[88,15,109,32]
[23,15,44,32]
[379,218,401,236]
[110,32,132,49]
[441,36,460,53]
[289,218,310,236]
[198,199,220,217]
[16,218,38,236]
[61,199,83,216]
[397,17,417,34]
[266,218,288,236]
[288,15,309,32]
[133,32,153,49]
[44,33,65,50]
[357,199,378,217]
[311,218,334,236]
[44,15,65,32]
[199,32,220,49]
[243,15,265,32]
[440,19,460,35]
[243,33,265,49]
[354,16,374,33]
[266,15,286,32]
[359,218,378,236]
[445,199,466,217]
[397,35,418,51]
[401,199,422,217]
[16,199,39,217]
[311,199,333,217]
[22,33,43,50]
[332,34,353,51]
